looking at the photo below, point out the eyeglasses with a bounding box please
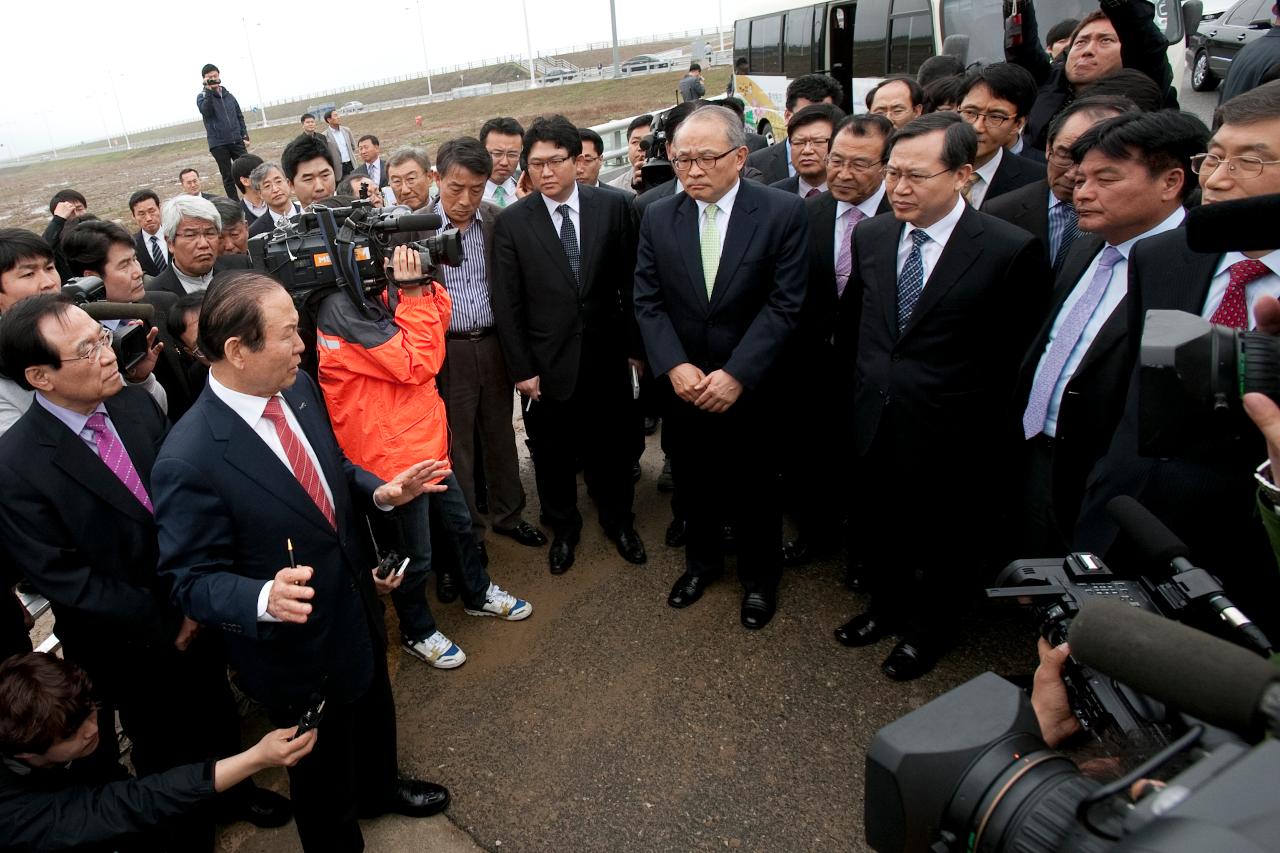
[174,228,219,242]
[872,106,912,118]
[487,150,521,162]
[1047,147,1076,167]
[791,136,831,151]
[826,155,884,173]
[61,328,114,364]
[576,154,601,165]
[526,156,572,171]
[672,148,738,172]
[958,108,1014,129]
[884,167,954,186]
[389,172,425,187]
[1191,153,1280,179]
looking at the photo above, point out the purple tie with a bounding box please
[835,206,865,297]
[85,412,153,513]
[1023,246,1124,439]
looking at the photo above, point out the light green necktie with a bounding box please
[700,203,720,298]
[494,185,508,208]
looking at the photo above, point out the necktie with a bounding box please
[371,161,379,184]
[805,187,820,199]
[896,229,930,333]
[1208,259,1271,330]
[700,203,721,298]
[85,413,153,513]
[149,236,167,273]
[494,185,508,208]
[835,206,865,298]
[261,397,336,528]
[1050,202,1079,271]
[961,174,981,205]
[1023,246,1124,438]
[556,204,580,285]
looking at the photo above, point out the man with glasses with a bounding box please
[1075,84,1280,639]
[246,162,302,238]
[770,103,846,198]
[492,115,648,574]
[608,114,653,195]
[575,128,614,190]
[867,76,923,130]
[1016,109,1204,558]
[834,112,1048,680]
[955,63,1045,209]
[480,117,525,208]
[634,105,809,630]
[147,195,250,300]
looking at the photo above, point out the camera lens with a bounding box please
[1239,331,1280,404]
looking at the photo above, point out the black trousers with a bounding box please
[665,393,781,593]
[780,342,846,546]
[208,142,247,199]
[1018,434,1068,558]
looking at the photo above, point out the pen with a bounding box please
[524,395,533,413]
[287,538,297,569]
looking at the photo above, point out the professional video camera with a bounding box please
[639,109,675,189]
[60,276,152,372]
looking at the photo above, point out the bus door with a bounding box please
[828,3,857,115]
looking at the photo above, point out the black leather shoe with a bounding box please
[780,538,811,567]
[881,640,937,681]
[667,572,713,608]
[740,591,776,630]
[834,612,890,647]
[218,786,292,828]
[493,520,547,547]
[549,539,575,574]
[612,528,647,564]
[475,541,489,569]
[436,570,459,603]
[377,779,450,818]
[665,518,687,547]
[643,416,659,436]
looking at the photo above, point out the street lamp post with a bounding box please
[522,0,537,88]
[416,0,434,97]
[609,0,620,77]
[108,77,132,150]
[241,17,269,128]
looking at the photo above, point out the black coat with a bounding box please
[144,254,252,300]
[133,229,168,278]
[746,141,790,185]
[980,151,1047,210]
[983,179,1052,257]
[804,189,892,355]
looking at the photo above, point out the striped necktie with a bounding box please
[149,235,168,273]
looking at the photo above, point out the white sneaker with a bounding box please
[402,631,466,669]
[464,583,533,621]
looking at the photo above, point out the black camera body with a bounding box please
[639,110,675,190]
[60,276,152,372]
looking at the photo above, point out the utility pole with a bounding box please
[416,0,434,97]
[241,17,269,128]
[523,0,537,88]
[610,0,621,77]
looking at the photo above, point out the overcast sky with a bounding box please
[1,0,735,157]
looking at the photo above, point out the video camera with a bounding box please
[60,276,152,372]
[639,109,675,190]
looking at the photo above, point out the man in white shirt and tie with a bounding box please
[129,190,170,278]
[480,117,524,208]
[323,110,358,178]
[354,134,389,189]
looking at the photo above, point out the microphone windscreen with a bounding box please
[1186,194,1280,254]
[391,213,443,233]
[1106,496,1190,565]
[1068,600,1278,738]
[80,302,155,324]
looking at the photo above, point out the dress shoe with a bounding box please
[881,640,937,682]
[740,591,776,630]
[780,538,811,567]
[657,456,674,492]
[667,572,714,608]
[362,779,450,819]
[493,520,547,547]
[834,613,890,647]
[665,517,687,547]
[611,528,647,564]
[475,541,489,569]
[217,786,292,828]
[436,570,459,604]
[643,416,659,436]
[549,539,575,574]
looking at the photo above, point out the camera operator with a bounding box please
[0,653,313,853]
[246,161,302,239]
[146,195,251,300]
[606,114,652,195]
[1076,83,1280,639]
[196,63,250,200]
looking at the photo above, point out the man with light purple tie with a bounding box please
[1014,110,1207,556]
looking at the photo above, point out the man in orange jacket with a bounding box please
[315,245,532,669]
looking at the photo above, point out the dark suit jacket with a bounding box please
[152,372,384,710]
[980,151,1047,210]
[983,179,1051,255]
[746,141,791,186]
[491,186,642,401]
[804,189,891,355]
[0,388,174,660]
[137,290,197,422]
[134,229,168,278]
[144,254,252,300]
[634,179,808,393]
[353,158,391,189]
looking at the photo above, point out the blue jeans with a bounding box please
[386,473,491,642]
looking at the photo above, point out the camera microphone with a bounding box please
[79,302,155,324]
[1069,599,1280,741]
[1185,193,1280,254]
[1107,496,1272,655]
[387,213,442,232]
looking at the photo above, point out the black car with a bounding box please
[1187,0,1274,90]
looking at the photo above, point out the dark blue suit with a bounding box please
[634,179,808,589]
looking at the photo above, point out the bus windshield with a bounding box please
[940,0,1106,67]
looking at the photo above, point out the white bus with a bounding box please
[730,0,1186,140]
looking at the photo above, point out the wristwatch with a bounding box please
[1254,459,1280,510]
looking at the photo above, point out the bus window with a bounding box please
[734,18,750,68]
[941,0,1094,67]
[785,8,815,75]
[888,0,935,74]
[751,14,784,73]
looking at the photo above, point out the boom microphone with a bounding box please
[385,213,442,232]
[1185,193,1280,254]
[1068,599,1280,740]
[79,302,155,324]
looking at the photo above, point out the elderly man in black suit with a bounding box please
[834,113,1049,679]
[492,115,647,573]
[151,272,451,852]
[635,104,809,629]
[0,294,290,846]
[147,194,251,300]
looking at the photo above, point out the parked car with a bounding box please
[337,100,366,114]
[1187,0,1274,90]
[620,54,672,74]
[542,69,578,84]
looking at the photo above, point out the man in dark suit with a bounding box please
[955,63,1046,209]
[147,194,252,300]
[746,73,845,184]
[0,295,289,846]
[128,189,169,277]
[635,104,809,629]
[179,168,218,201]
[985,95,1135,271]
[151,272,451,852]
[835,113,1049,679]
[246,161,303,239]
[769,103,845,198]
[492,115,647,573]
[1075,83,1280,640]
[1015,109,1204,555]
[353,134,391,189]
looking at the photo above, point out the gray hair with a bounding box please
[387,146,432,173]
[249,162,284,192]
[677,105,747,150]
[161,194,222,242]
[210,195,245,228]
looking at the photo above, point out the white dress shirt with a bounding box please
[542,185,581,241]
[968,146,1004,209]
[797,176,828,198]
[328,127,351,162]
[833,184,887,267]
[365,158,381,185]
[483,176,519,206]
[896,195,967,284]
[694,179,741,259]
[1200,250,1280,328]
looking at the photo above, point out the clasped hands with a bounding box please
[668,362,742,413]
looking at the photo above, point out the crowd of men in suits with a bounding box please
[3,5,1280,843]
